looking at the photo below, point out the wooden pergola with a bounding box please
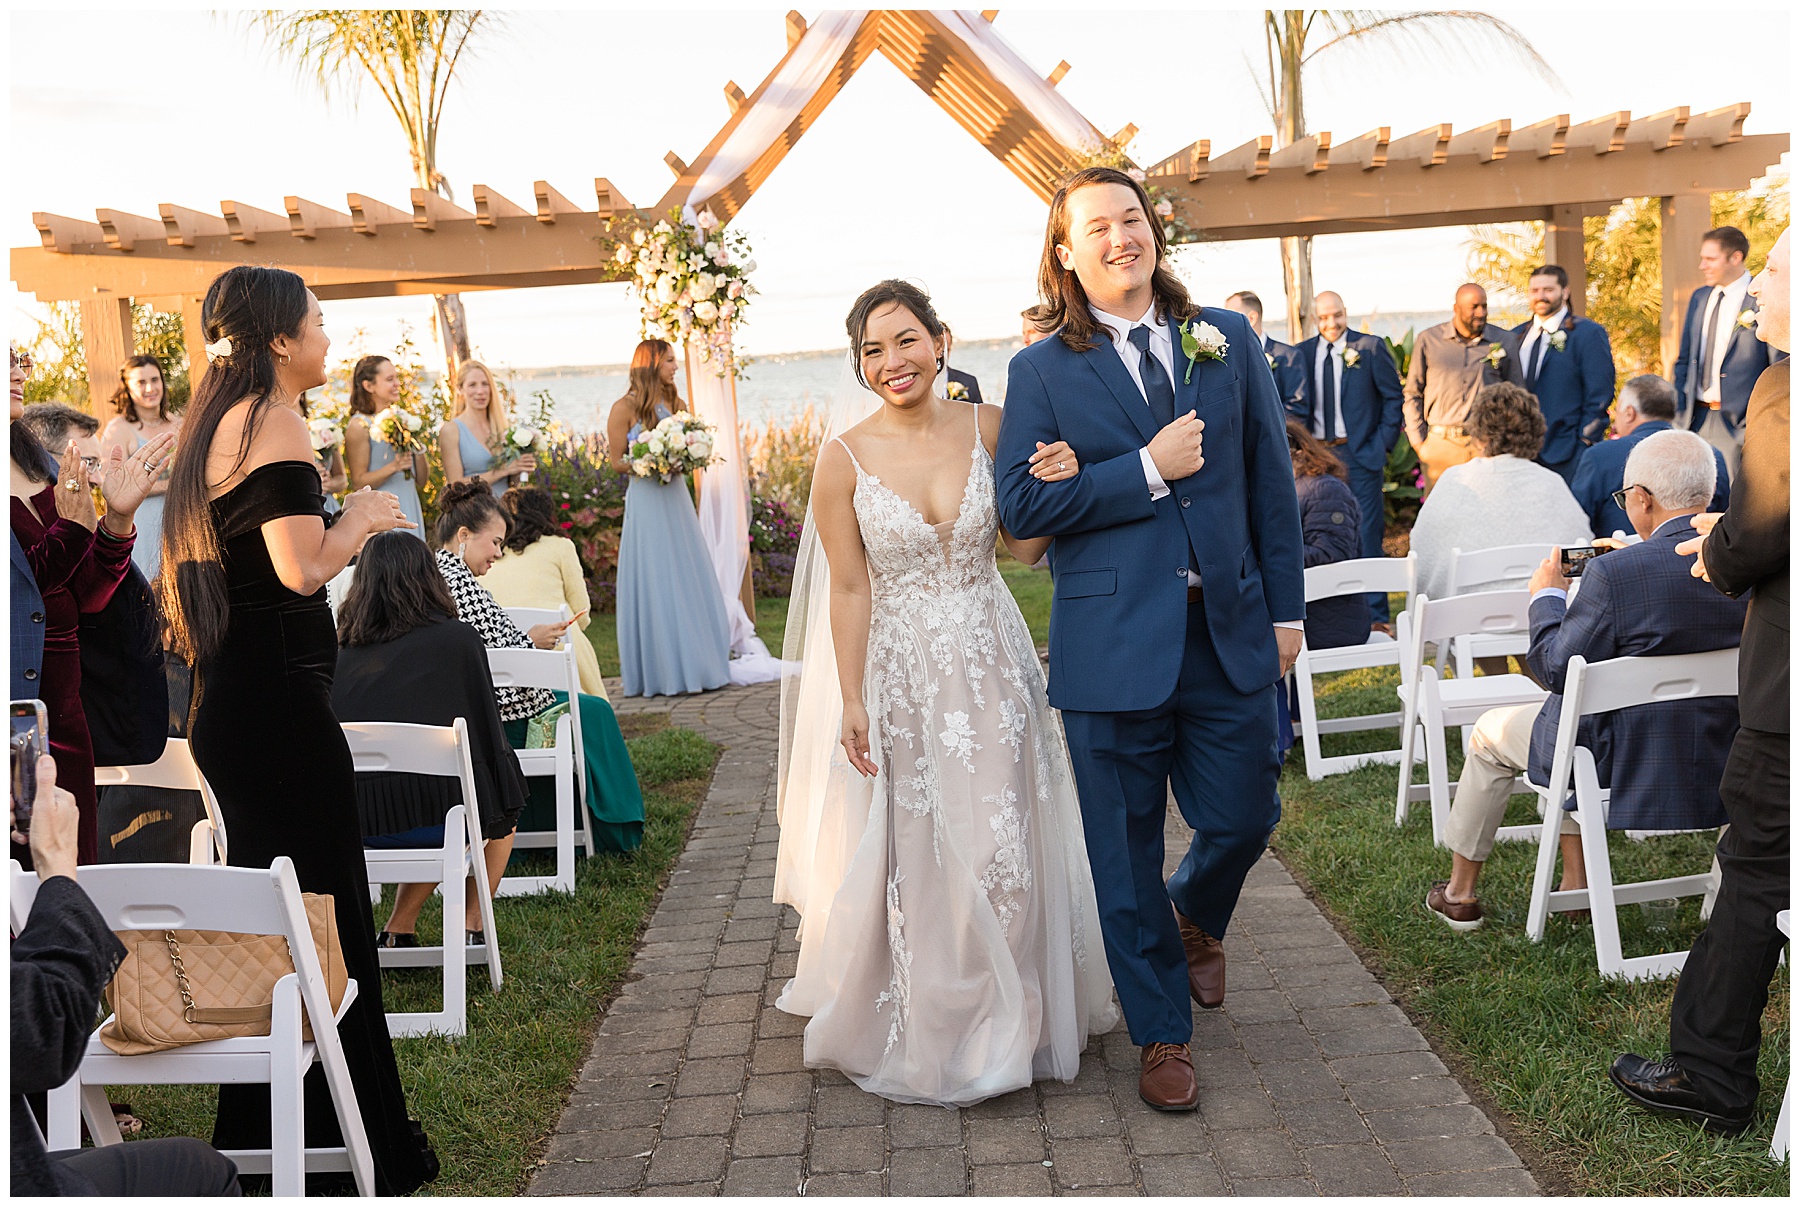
[11,9,1788,408]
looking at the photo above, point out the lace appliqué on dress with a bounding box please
[980,785,1032,934]
[873,869,912,1054]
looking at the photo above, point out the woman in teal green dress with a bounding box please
[433,479,644,852]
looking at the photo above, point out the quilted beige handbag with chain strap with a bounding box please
[99,892,348,1055]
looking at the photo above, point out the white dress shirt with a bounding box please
[1519,305,1569,382]
[1310,336,1348,440]
[1087,302,1302,628]
[1698,272,1752,404]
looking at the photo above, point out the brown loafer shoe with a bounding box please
[1425,881,1483,931]
[1176,913,1225,1009]
[1140,1042,1199,1112]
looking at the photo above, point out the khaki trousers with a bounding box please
[1695,409,1744,483]
[1443,703,1579,863]
[1417,429,1474,494]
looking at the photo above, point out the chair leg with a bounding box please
[1296,660,1325,781]
[1424,712,1452,849]
[270,976,307,1196]
[555,745,576,894]
[1700,826,1727,922]
[441,816,467,1036]
[465,804,504,992]
[1575,756,1628,979]
[1525,786,1566,943]
[1394,688,1422,828]
[48,1077,93,1151]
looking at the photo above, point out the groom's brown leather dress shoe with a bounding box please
[1177,913,1225,1009]
[1139,1043,1199,1111]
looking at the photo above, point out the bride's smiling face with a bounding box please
[859,302,942,410]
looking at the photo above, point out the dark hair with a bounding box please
[159,265,312,664]
[108,354,170,424]
[622,339,683,433]
[1285,420,1349,482]
[1226,290,1264,319]
[348,355,392,416]
[1622,373,1678,421]
[434,477,508,548]
[10,422,54,484]
[1037,166,1196,354]
[844,280,945,390]
[336,530,457,647]
[1702,225,1751,261]
[20,402,100,448]
[1466,382,1546,461]
[1528,265,1569,288]
[502,486,561,552]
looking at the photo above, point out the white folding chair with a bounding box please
[504,604,570,633]
[343,719,503,1038]
[488,646,594,896]
[1523,650,1736,980]
[326,562,356,617]
[96,738,227,866]
[1393,591,1548,847]
[1774,909,1792,1163]
[1293,554,1416,779]
[19,858,374,1197]
[1437,544,1554,679]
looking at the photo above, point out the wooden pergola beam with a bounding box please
[220,200,288,242]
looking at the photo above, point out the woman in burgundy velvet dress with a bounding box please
[9,344,172,865]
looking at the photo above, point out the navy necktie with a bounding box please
[1528,329,1548,388]
[1320,344,1339,439]
[1129,325,1176,429]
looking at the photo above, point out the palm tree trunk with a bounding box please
[1272,11,1316,341]
[433,293,471,381]
[1280,236,1315,342]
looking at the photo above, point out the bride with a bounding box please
[774,279,1117,1106]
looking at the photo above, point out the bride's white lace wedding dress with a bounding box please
[775,410,1117,1106]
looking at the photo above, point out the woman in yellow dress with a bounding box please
[480,486,607,699]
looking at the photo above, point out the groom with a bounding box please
[996,167,1304,1111]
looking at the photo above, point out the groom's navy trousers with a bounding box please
[997,306,1305,1049]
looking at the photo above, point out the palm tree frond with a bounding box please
[1304,10,1564,94]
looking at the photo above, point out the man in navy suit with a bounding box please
[1570,374,1728,537]
[1512,264,1615,484]
[1294,290,1404,622]
[1223,290,1307,423]
[1425,429,1745,931]
[1672,226,1778,480]
[996,167,1304,1112]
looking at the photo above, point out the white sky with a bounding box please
[8,3,1792,370]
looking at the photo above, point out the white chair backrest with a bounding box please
[1565,648,1740,719]
[16,857,299,939]
[340,719,473,780]
[487,646,579,696]
[95,738,205,792]
[1413,589,1533,646]
[504,605,570,633]
[326,563,356,616]
[1304,554,1416,604]
[1449,544,1554,595]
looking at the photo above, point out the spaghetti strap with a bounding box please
[833,435,867,475]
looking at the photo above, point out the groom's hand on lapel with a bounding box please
[1147,411,1205,481]
[1275,626,1303,677]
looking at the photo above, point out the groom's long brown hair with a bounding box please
[1034,166,1197,353]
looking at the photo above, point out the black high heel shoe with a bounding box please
[376,930,420,949]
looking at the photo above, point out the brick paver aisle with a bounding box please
[529,683,1538,1196]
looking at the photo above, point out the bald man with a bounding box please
[1404,284,1526,490]
[1294,291,1405,620]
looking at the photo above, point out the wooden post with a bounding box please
[1659,191,1711,375]
[1543,204,1588,316]
[79,296,132,413]
[180,295,207,395]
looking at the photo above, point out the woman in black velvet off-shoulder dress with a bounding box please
[159,266,435,1195]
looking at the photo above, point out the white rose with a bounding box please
[719,300,736,320]
[613,244,632,265]
[632,229,647,246]
[727,280,743,299]
[653,220,672,235]
[712,250,730,267]
[704,241,719,258]
[513,426,537,447]
[694,299,719,324]
[696,209,719,232]
[1154,198,1173,218]
[693,271,716,300]
[654,274,678,304]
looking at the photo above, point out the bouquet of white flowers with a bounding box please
[501,389,559,483]
[307,415,344,453]
[371,405,427,479]
[628,413,718,483]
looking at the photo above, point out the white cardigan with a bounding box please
[1411,455,1595,599]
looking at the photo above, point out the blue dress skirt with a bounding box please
[455,418,509,497]
[366,434,425,539]
[616,416,732,697]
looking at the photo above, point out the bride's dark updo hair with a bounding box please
[160,265,313,663]
[845,279,944,390]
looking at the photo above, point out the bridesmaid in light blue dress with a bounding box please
[100,354,182,578]
[438,359,534,498]
[345,355,425,539]
[606,339,731,697]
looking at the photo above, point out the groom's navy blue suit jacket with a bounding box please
[996,306,1306,713]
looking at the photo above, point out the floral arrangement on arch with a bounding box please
[605,206,757,377]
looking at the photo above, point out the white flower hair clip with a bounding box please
[203,336,233,362]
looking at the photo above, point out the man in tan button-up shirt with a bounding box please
[1404,283,1526,490]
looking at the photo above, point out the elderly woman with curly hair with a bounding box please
[1409,380,1593,607]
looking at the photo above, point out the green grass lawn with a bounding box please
[1003,580,1789,1195]
[112,718,719,1197]
[586,595,792,679]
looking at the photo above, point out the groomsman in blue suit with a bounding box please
[997,167,1304,1112]
[1671,226,1780,480]
[1293,291,1404,622]
[1223,290,1307,423]
[1511,264,1615,484]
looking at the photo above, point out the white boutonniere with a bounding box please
[1737,308,1758,330]
[1548,330,1567,353]
[945,379,970,401]
[1486,342,1507,369]
[1341,347,1362,369]
[1178,319,1228,384]
[1265,352,1276,369]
